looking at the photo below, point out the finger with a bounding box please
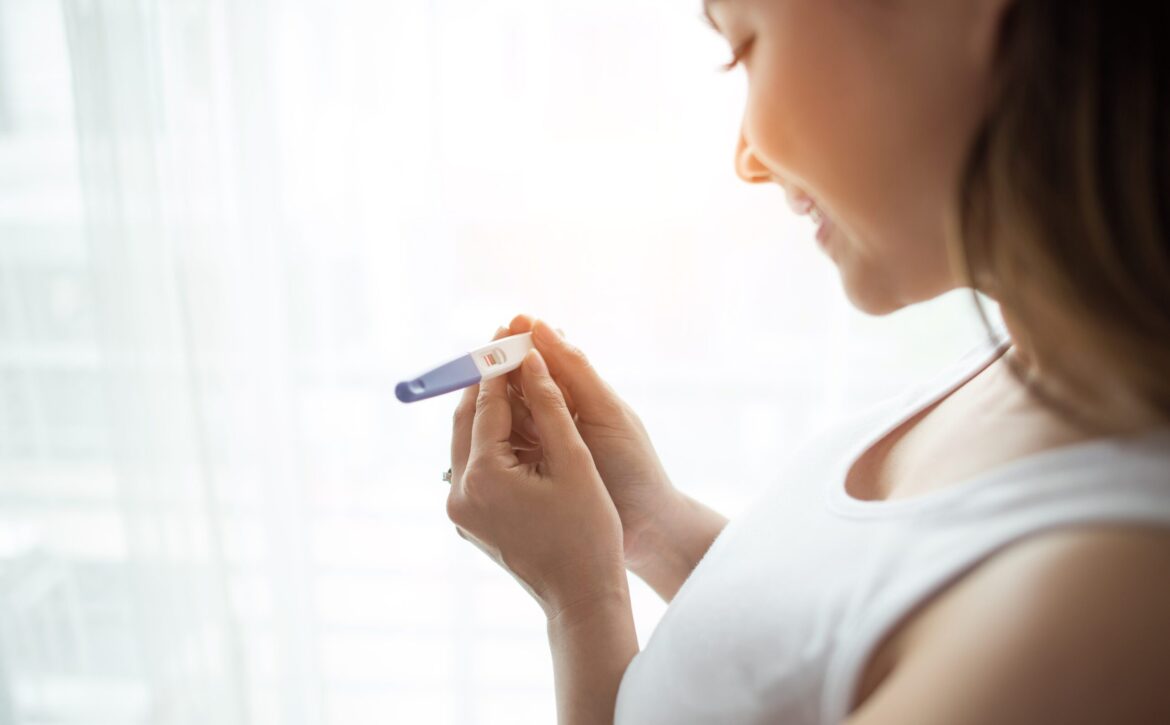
[514,365,577,420]
[552,329,578,414]
[506,314,535,390]
[506,315,576,416]
[507,389,540,442]
[509,317,577,415]
[450,383,479,488]
[520,348,590,476]
[508,372,580,420]
[508,313,535,333]
[504,383,540,455]
[506,389,540,451]
[470,366,517,467]
[452,326,511,484]
[507,376,526,404]
[530,319,611,418]
[555,373,577,417]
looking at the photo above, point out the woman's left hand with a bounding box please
[447,327,627,620]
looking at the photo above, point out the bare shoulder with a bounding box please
[848,524,1170,725]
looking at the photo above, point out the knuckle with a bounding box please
[445,491,466,525]
[461,464,481,489]
[598,395,627,420]
[476,385,500,410]
[452,401,473,427]
[620,401,642,426]
[537,385,570,412]
[564,341,591,368]
[461,463,491,493]
[586,391,625,423]
[461,464,506,507]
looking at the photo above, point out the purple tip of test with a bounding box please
[395,353,482,403]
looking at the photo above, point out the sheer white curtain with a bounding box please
[0,0,999,723]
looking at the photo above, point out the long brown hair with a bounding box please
[952,0,1170,434]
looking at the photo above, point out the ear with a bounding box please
[968,0,1018,73]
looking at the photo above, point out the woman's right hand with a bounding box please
[501,314,681,571]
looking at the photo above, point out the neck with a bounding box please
[997,304,1165,437]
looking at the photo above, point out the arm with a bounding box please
[547,576,639,725]
[848,526,1170,725]
[624,489,729,603]
[543,493,724,723]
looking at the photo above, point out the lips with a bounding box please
[785,186,816,216]
[784,185,834,249]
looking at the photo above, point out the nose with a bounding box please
[735,131,772,184]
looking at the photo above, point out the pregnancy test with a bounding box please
[395,331,534,403]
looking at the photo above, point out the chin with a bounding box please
[833,238,959,316]
[843,286,906,316]
[839,271,955,317]
[834,263,903,316]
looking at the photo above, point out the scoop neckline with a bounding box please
[824,337,1170,518]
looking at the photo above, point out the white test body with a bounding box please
[470,332,535,380]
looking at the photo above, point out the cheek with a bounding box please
[744,38,893,214]
[742,32,953,262]
[742,39,962,303]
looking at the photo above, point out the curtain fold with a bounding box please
[61,0,248,722]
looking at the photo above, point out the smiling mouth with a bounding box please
[785,185,834,248]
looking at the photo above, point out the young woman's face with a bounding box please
[706,0,1005,314]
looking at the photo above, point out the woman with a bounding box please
[444,1,1170,722]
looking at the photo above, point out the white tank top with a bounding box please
[614,335,1170,724]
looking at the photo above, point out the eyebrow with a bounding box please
[702,0,725,32]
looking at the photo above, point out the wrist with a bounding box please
[537,553,629,623]
[623,486,687,572]
[623,489,729,602]
[546,581,632,631]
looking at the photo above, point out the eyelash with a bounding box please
[719,37,755,73]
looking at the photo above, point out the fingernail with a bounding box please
[526,348,547,374]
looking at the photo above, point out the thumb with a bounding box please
[520,348,590,475]
[531,319,619,418]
